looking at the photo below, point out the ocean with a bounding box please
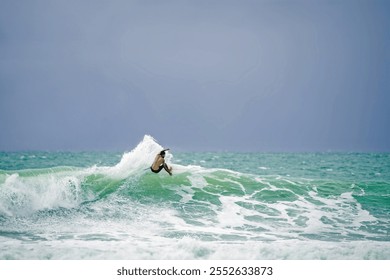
[0,135,389,259]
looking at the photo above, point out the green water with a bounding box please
[0,139,389,259]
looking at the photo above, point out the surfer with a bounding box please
[151,149,172,175]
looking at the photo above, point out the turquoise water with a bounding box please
[0,136,389,259]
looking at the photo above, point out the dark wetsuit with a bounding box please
[150,164,164,173]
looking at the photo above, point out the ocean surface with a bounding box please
[0,135,389,259]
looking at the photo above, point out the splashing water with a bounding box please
[0,136,389,259]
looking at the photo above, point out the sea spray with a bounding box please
[0,136,389,259]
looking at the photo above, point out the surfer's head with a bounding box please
[160,151,166,157]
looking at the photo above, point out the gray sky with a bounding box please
[1,0,389,152]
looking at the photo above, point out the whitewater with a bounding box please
[0,135,389,259]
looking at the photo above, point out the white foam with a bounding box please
[0,171,85,216]
[0,135,175,217]
[174,174,208,203]
[217,196,245,228]
[254,177,279,191]
[107,135,164,178]
[1,235,389,260]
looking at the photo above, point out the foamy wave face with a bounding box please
[1,137,389,259]
[0,192,388,260]
[0,135,170,216]
[154,170,382,243]
[0,172,85,216]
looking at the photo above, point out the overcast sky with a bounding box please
[0,0,389,152]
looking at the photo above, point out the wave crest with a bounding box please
[0,135,168,216]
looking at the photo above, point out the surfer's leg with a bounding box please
[163,163,172,175]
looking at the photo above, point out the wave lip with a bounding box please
[108,135,165,178]
[0,135,172,216]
